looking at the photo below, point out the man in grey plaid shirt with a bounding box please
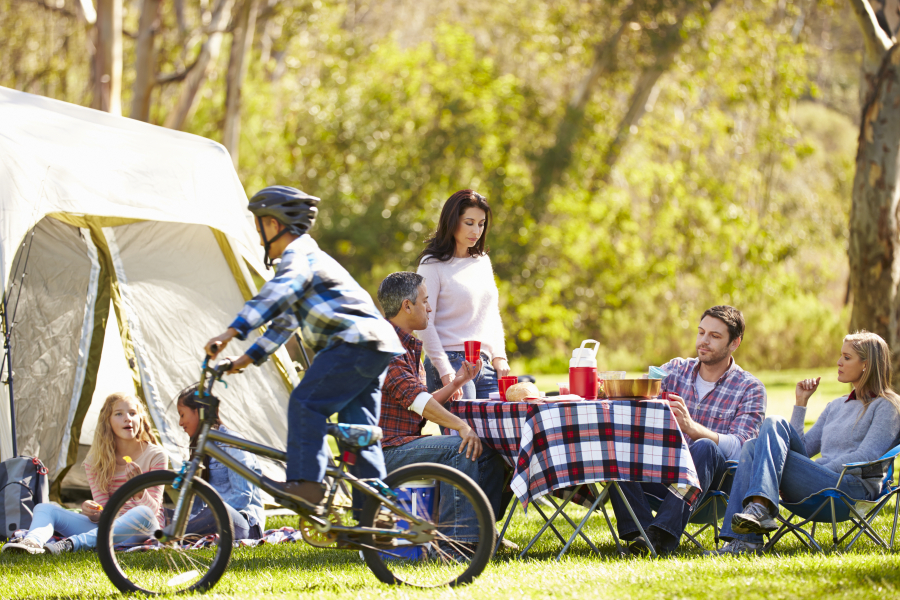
[206,186,402,512]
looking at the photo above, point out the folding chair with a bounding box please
[763,443,900,553]
[646,461,737,551]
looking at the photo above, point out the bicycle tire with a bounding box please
[96,470,234,595]
[360,462,496,587]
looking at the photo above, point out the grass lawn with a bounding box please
[2,505,899,599]
[2,368,884,600]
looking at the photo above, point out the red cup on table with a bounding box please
[499,376,518,401]
[659,391,674,400]
[464,340,482,364]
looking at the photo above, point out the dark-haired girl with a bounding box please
[416,190,509,400]
[176,385,265,540]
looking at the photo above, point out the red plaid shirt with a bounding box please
[380,324,433,448]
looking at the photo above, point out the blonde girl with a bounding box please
[715,331,900,555]
[2,393,168,554]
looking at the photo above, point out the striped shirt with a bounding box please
[659,357,766,447]
[229,235,403,363]
[83,444,168,525]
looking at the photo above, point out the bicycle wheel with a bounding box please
[360,462,496,587]
[96,470,234,595]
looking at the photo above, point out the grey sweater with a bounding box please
[791,395,900,498]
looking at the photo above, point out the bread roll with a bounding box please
[505,382,540,402]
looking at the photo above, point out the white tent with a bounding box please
[0,86,297,490]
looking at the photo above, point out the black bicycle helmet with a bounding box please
[248,186,320,268]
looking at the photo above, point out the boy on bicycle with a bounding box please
[205,186,403,513]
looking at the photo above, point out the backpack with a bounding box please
[0,457,49,540]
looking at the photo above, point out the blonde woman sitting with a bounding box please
[2,393,168,554]
[714,331,900,555]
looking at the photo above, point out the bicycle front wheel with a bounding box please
[96,470,234,595]
[360,462,496,587]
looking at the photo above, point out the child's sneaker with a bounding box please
[43,538,75,555]
[1,538,45,554]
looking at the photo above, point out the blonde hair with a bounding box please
[844,331,900,417]
[84,392,159,489]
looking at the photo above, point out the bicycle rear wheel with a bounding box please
[96,470,234,595]
[360,462,496,587]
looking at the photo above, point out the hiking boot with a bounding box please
[43,538,74,555]
[627,528,673,557]
[731,502,778,535]
[708,539,762,556]
[264,478,326,515]
[1,538,45,554]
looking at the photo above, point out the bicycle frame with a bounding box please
[158,361,434,549]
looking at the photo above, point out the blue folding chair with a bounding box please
[645,461,738,551]
[763,443,900,553]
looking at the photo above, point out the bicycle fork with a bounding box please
[156,426,211,542]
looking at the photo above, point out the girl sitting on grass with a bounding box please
[714,331,900,555]
[2,392,168,555]
[176,384,266,540]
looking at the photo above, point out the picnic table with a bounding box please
[449,398,702,559]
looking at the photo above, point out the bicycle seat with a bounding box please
[327,423,383,449]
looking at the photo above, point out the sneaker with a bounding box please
[627,535,654,557]
[731,502,778,535]
[43,538,74,555]
[708,539,762,556]
[1,538,45,554]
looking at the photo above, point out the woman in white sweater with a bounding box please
[416,190,509,400]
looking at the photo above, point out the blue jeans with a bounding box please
[383,436,507,542]
[180,503,257,540]
[424,351,498,399]
[23,503,159,550]
[720,416,869,543]
[609,438,730,550]
[287,341,396,482]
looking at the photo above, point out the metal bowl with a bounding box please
[601,378,661,399]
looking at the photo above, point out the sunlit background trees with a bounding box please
[1,0,876,372]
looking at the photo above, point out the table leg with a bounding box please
[555,486,606,561]
[493,498,518,558]
[545,493,601,554]
[612,481,656,558]
[518,486,582,559]
[596,484,623,555]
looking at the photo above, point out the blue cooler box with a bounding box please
[378,479,436,560]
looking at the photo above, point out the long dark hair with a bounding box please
[176,383,223,482]
[418,190,492,265]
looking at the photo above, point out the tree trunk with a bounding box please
[164,0,236,131]
[131,0,161,122]
[93,0,122,115]
[849,44,900,360]
[223,0,257,167]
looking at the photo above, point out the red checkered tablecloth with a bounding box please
[450,399,701,508]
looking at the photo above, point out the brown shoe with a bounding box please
[264,477,327,515]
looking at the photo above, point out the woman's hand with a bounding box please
[492,357,510,378]
[442,374,463,401]
[82,500,103,523]
[795,377,821,407]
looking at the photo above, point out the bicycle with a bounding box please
[96,356,496,594]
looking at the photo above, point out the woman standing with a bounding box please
[714,331,900,555]
[416,190,509,400]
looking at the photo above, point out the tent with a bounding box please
[0,86,297,493]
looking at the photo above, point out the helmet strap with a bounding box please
[257,216,290,270]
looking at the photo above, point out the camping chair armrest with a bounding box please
[836,445,900,488]
[725,460,738,472]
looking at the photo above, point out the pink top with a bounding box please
[416,254,507,378]
[84,443,168,525]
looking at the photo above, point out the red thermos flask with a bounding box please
[569,340,599,400]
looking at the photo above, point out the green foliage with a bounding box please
[1,0,862,371]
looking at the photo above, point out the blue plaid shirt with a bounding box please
[660,357,766,447]
[230,235,403,364]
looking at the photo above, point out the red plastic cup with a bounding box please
[499,376,518,401]
[464,340,482,364]
[659,391,673,400]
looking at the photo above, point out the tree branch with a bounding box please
[849,0,893,62]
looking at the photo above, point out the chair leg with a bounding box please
[492,498,518,559]
[892,493,900,550]
[596,485,623,555]
[613,482,656,558]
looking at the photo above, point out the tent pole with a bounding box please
[1,298,16,457]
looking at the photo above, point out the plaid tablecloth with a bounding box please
[450,399,701,508]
